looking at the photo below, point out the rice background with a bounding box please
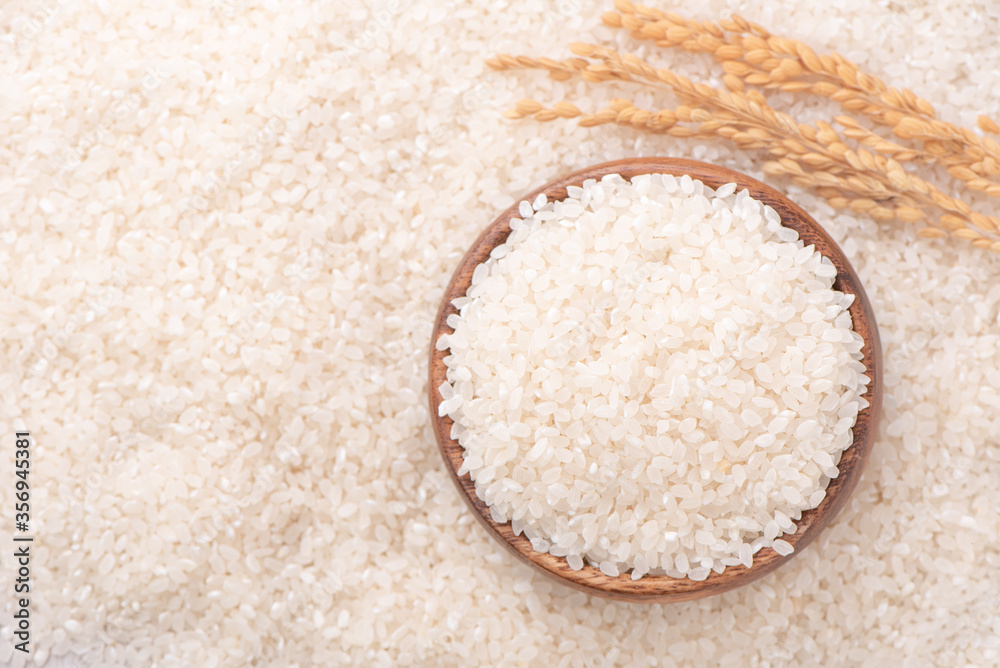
[0,0,998,666]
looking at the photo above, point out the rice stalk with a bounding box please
[487,8,1000,253]
[603,0,1000,186]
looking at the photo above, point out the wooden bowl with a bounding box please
[428,158,883,602]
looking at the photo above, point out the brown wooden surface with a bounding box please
[427,158,883,603]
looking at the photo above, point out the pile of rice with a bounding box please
[0,0,997,666]
[439,174,868,580]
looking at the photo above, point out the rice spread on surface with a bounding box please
[1,0,998,666]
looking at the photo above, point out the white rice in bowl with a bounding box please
[439,172,870,580]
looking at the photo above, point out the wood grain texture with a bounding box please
[428,158,883,602]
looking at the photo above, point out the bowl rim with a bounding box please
[427,157,883,602]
